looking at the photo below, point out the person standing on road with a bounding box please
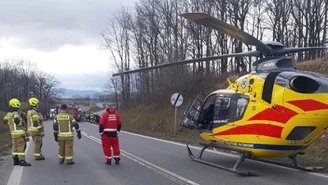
[99,105,121,165]
[3,98,31,166]
[90,111,94,123]
[27,97,45,160]
[53,104,81,165]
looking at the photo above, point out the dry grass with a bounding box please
[0,112,11,158]
[88,106,103,113]
[297,59,328,74]
[117,104,202,145]
[296,136,328,167]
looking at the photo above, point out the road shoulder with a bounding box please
[0,154,13,185]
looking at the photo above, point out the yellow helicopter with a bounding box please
[113,13,328,176]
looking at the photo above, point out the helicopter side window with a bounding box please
[213,97,231,123]
[236,98,248,118]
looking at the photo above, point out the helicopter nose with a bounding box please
[289,76,319,93]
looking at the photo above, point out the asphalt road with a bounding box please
[1,120,328,185]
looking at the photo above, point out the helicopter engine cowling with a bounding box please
[289,76,320,93]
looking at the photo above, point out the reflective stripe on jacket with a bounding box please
[99,107,121,137]
[53,112,78,138]
[3,112,26,137]
[27,108,43,133]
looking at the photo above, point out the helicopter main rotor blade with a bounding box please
[180,13,273,56]
[112,50,260,76]
[275,47,328,55]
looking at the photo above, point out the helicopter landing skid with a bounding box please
[186,144,257,176]
[248,153,324,172]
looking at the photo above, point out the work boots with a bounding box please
[13,155,19,165]
[35,154,45,160]
[19,160,31,166]
[13,156,31,166]
[66,161,75,165]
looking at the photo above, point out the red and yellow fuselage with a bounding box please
[200,71,328,158]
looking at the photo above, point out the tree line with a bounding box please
[102,0,328,107]
[0,59,63,114]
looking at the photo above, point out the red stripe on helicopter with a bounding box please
[213,124,283,138]
[287,99,328,111]
[247,105,297,124]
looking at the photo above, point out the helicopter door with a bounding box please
[180,91,205,129]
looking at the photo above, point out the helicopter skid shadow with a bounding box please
[187,144,258,177]
[248,155,324,172]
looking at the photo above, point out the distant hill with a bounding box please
[58,88,106,98]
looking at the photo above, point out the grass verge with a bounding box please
[117,104,203,145]
[0,112,11,160]
[87,106,103,113]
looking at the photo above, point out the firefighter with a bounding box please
[27,97,45,160]
[99,105,121,165]
[53,104,81,165]
[3,98,31,166]
[90,111,94,122]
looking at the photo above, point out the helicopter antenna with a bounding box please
[227,78,232,86]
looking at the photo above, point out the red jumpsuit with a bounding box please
[99,107,121,164]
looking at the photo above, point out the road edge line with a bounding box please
[81,131,200,185]
[6,137,32,185]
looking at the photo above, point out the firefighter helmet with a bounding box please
[9,98,21,108]
[29,97,39,107]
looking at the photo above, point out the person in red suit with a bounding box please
[99,105,121,165]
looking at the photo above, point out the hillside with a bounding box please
[58,88,106,98]
[55,99,103,113]
[117,59,328,172]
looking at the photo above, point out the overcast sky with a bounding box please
[0,0,136,91]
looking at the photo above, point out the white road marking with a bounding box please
[81,131,200,185]
[82,122,328,179]
[6,137,32,185]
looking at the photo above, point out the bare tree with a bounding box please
[31,71,63,100]
[102,0,328,108]
[0,59,62,113]
[101,6,132,106]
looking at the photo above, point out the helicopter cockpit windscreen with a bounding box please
[213,96,231,124]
